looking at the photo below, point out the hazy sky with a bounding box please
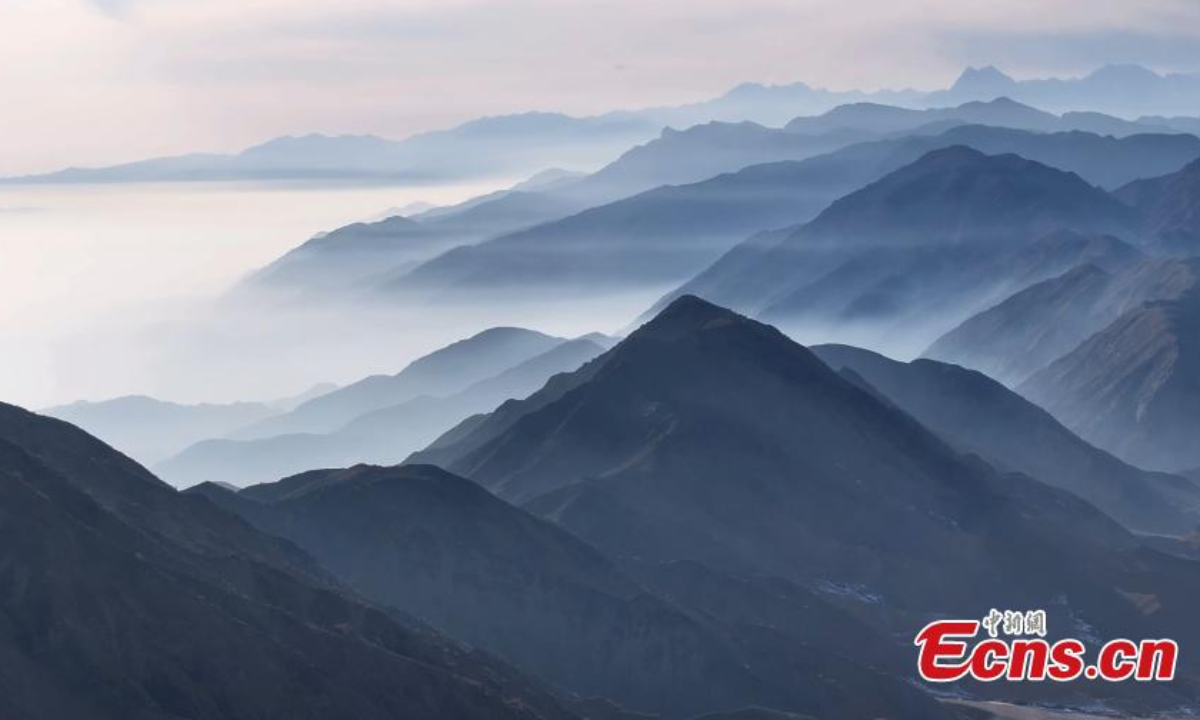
[3,0,1200,174]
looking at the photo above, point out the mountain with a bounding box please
[656,146,1140,354]
[156,338,607,488]
[1116,156,1200,254]
[812,343,1200,534]
[387,159,861,300]
[387,127,1186,305]
[191,464,943,719]
[41,395,279,466]
[1020,277,1200,473]
[925,255,1199,386]
[13,66,1200,186]
[630,80,924,129]
[246,190,583,295]
[570,99,1179,207]
[785,97,1172,138]
[559,121,871,205]
[236,326,565,440]
[925,64,1200,118]
[4,114,659,184]
[0,401,576,720]
[416,295,1200,711]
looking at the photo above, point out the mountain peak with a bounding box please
[950,65,1017,94]
[635,294,747,340]
[800,144,1139,249]
[1090,63,1160,82]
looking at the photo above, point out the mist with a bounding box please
[0,179,540,408]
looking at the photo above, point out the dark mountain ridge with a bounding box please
[415,294,1200,710]
[193,463,944,719]
[812,343,1200,535]
[0,401,576,720]
[417,296,1200,711]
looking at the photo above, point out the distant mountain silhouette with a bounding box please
[925,64,1200,118]
[1020,272,1200,472]
[571,99,1181,207]
[192,463,940,718]
[926,254,1198,386]
[41,395,278,465]
[558,121,871,206]
[157,337,606,488]
[813,343,1200,534]
[416,295,1200,710]
[4,114,659,184]
[12,65,1200,186]
[1116,157,1200,254]
[237,326,564,440]
[0,402,576,720]
[247,191,582,295]
[785,97,1172,137]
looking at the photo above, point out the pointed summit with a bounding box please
[949,65,1017,96]
[631,293,748,339]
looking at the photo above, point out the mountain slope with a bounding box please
[236,326,564,440]
[925,256,1199,386]
[560,121,870,204]
[389,127,1182,305]
[1116,157,1200,254]
[1020,282,1200,472]
[247,191,582,295]
[655,146,1140,354]
[157,338,607,488]
[812,343,1200,534]
[419,296,1200,711]
[0,402,575,720]
[191,463,940,719]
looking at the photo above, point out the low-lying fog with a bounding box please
[1,180,654,409]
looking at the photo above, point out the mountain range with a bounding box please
[155,336,608,488]
[414,295,1200,712]
[363,126,1195,308]
[925,253,1198,386]
[925,64,1200,118]
[1116,156,1200,255]
[0,401,577,720]
[1020,273,1200,473]
[2,114,659,185]
[784,96,1177,138]
[10,65,1200,185]
[151,328,623,488]
[189,463,942,719]
[40,384,335,466]
[812,343,1200,535]
[652,146,1142,354]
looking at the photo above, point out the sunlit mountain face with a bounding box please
[5,3,1200,716]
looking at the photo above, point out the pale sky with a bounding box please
[3,0,1200,175]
